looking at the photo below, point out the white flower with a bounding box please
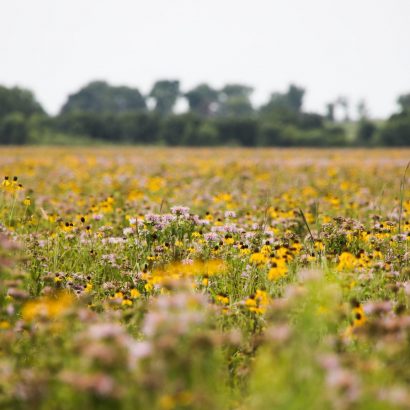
[224,210,236,218]
[123,227,134,236]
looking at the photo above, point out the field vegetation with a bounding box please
[0,147,409,409]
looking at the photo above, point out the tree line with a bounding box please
[0,80,409,146]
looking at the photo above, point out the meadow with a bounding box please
[0,147,409,410]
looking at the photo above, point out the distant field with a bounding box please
[0,147,409,409]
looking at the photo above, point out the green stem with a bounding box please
[8,192,18,227]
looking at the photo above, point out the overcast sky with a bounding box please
[1,0,409,118]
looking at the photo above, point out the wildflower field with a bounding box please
[0,147,410,410]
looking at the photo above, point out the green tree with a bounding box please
[160,114,200,145]
[356,120,376,145]
[215,118,259,146]
[260,84,305,114]
[380,114,410,146]
[55,112,122,140]
[60,81,146,114]
[397,93,410,113]
[195,121,219,145]
[217,84,254,117]
[259,124,286,146]
[286,84,305,113]
[0,112,29,144]
[325,102,335,121]
[185,84,219,117]
[149,80,180,116]
[0,85,44,119]
[120,113,160,144]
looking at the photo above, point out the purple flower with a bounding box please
[171,206,190,217]
[204,232,219,242]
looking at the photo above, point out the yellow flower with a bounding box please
[322,215,332,224]
[245,298,257,309]
[130,288,140,299]
[150,260,225,285]
[216,294,229,305]
[159,395,175,410]
[1,176,11,188]
[337,252,357,271]
[317,305,329,315]
[61,222,74,232]
[249,252,268,266]
[213,193,232,203]
[0,321,10,329]
[352,305,366,327]
[245,290,269,314]
[268,258,288,281]
[1,176,23,193]
[147,176,164,192]
[314,241,324,252]
[48,214,57,223]
[22,292,74,322]
[275,247,288,258]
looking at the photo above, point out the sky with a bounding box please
[1,0,409,118]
